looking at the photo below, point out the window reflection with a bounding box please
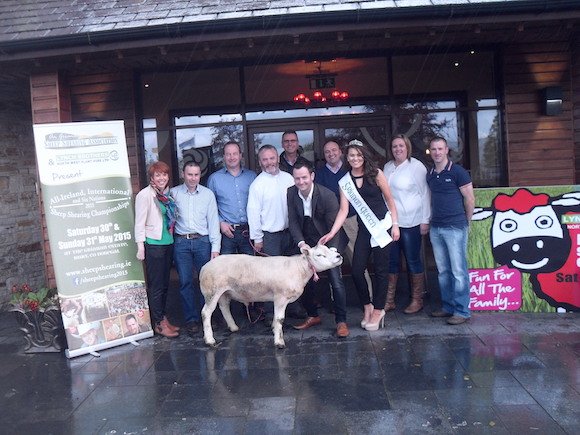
[174,124,244,183]
[393,108,460,167]
[473,109,501,186]
[252,130,314,164]
[325,126,389,167]
[246,105,383,121]
[175,113,242,126]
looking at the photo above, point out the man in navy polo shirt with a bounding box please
[426,136,475,325]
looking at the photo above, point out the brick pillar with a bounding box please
[30,72,71,288]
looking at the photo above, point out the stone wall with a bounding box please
[0,78,45,306]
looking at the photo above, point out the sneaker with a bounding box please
[430,310,452,318]
[447,316,469,325]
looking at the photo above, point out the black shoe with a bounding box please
[185,322,200,336]
[286,307,307,319]
[430,310,452,318]
[286,301,307,319]
[447,315,469,325]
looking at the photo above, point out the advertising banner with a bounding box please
[33,121,152,358]
[469,186,580,312]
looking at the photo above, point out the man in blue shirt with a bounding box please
[426,136,475,325]
[208,141,256,255]
[171,162,221,335]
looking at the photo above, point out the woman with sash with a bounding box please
[320,140,400,331]
[135,161,180,338]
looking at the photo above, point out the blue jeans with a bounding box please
[221,227,253,255]
[389,225,424,274]
[263,230,294,256]
[429,225,470,318]
[173,235,211,324]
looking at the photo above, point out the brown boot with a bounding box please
[404,273,424,314]
[384,273,398,312]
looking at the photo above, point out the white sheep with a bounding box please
[200,244,343,348]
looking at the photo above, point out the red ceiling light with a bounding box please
[293,60,350,105]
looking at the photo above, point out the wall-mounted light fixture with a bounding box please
[542,86,563,116]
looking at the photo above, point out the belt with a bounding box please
[264,229,288,235]
[232,223,249,230]
[176,233,202,239]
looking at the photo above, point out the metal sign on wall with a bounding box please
[469,186,580,313]
[33,121,152,358]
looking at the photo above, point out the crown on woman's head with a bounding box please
[348,139,364,147]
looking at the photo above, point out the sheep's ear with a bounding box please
[300,245,311,255]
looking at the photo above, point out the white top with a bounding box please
[298,187,313,218]
[383,157,431,228]
[247,171,295,243]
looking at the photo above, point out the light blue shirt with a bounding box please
[170,183,221,252]
[207,167,256,225]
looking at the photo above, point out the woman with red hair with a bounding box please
[134,161,180,338]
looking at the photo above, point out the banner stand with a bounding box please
[34,121,153,358]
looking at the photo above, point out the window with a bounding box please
[173,114,244,183]
[392,51,503,185]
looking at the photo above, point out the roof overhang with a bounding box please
[1,0,579,62]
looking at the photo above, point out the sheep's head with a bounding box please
[301,244,343,272]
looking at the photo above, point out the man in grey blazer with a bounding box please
[287,160,350,337]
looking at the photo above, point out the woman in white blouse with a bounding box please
[383,134,431,314]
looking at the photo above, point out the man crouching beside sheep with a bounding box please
[200,244,343,348]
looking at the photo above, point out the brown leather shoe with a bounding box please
[336,322,350,338]
[293,316,321,330]
[154,322,179,338]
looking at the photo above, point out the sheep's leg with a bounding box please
[218,293,239,332]
[272,299,289,349]
[201,290,223,346]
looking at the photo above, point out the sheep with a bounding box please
[200,244,343,348]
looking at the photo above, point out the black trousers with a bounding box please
[351,228,389,308]
[144,243,174,324]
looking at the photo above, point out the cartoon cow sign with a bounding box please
[472,188,580,311]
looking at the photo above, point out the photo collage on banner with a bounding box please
[33,121,152,358]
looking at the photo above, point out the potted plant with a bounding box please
[9,283,64,352]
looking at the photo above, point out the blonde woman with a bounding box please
[383,134,430,314]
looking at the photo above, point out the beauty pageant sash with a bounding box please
[338,173,393,248]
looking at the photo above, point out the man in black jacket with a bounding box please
[287,160,350,337]
[279,130,311,174]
